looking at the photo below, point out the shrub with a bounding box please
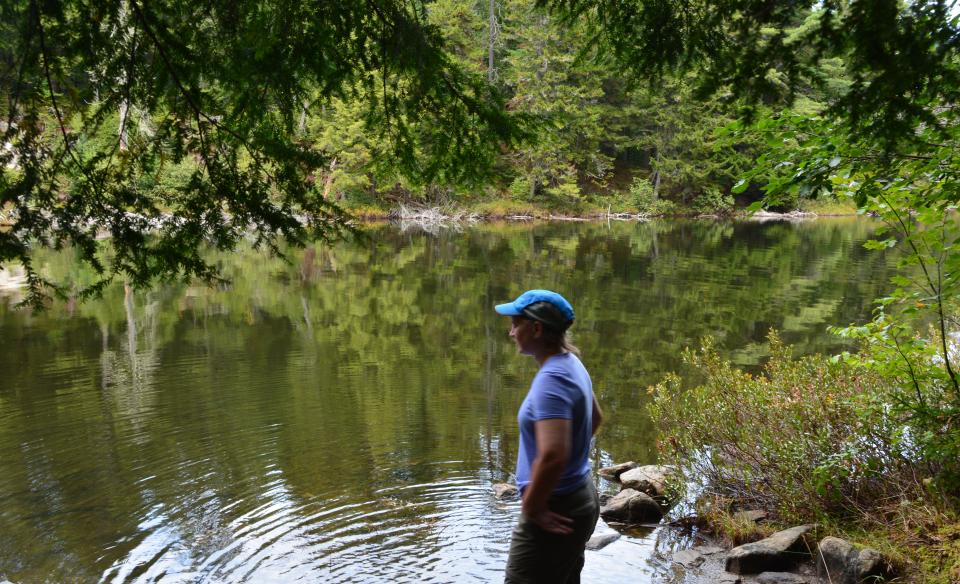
[648,331,927,524]
[508,176,533,200]
[630,177,676,215]
[690,187,734,214]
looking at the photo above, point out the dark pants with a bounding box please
[504,480,600,584]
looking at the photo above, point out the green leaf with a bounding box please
[863,238,897,250]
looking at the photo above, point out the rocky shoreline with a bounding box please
[493,461,897,584]
[368,207,826,224]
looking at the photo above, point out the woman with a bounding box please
[495,289,603,584]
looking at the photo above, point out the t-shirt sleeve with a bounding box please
[528,372,574,420]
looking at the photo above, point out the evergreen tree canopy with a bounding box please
[1,0,522,305]
[545,0,960,148]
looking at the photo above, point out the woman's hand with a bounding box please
[527,508,574,535]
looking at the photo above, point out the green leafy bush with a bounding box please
[630,177,676,215]
[649,332,924,523]
[690,187,734,214]
[508,176,534,201]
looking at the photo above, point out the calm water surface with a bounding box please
[0,219,893,583]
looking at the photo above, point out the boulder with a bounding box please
[816,536,893,584]
[618,465,677,501]
[756,572,809,584]
[599,488,664,523]
[585,532,620,551]
[492,483,518,500]
[725,525,813,574]
[598,461,639,481]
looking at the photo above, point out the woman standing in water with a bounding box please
[495,290,603,584]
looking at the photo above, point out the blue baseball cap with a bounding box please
[494,289,575,329]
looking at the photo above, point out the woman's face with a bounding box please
[509,316,540,355]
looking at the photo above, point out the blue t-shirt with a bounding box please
[515,352,593,495]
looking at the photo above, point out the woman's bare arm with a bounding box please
[591,394,603,436]
[522,418,573,535]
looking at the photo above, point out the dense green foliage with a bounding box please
[0,0,523,306]
[650,333,960,579]
[651,334,908,518]
[547,0,960,147]
[725,108,960,486]
[4,0,874,307]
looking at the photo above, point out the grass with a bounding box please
[695,496,777,546]
[340,202,391,219]
[797,197,859,215]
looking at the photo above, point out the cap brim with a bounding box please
[494,302,523,316]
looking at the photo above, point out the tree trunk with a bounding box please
[117,0,131,151]
[118,100,129,151]
[298,100,308,134]
[488,0,496,82]
[322,157,338,200]
[652,150,661,200]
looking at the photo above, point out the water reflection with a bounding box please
[0,219,893,582]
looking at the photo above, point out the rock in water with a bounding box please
[598,461,639,481]
[816,536,893,584]
[599,488,664,523]
[585,532,620,551]
[492,483,519,500]
[725,525,813,574]
[618,465,677,503]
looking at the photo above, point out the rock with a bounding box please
[756,572,809,584]
[718,574,742,584]
[618,465,677,501]
[856,548,889,580]
[695,545,725,555]
[599,488,664,523]
[492,483,518,500]
[598,461,639,481]
[816,537,855,582]
[816,536,893,584]
[585,532,620,551]
[734,509,768,523]
[673,548,705,568]
[725,525,813,574]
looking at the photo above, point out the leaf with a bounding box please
[889,275,911,287]
[732,179,750,194]
[863,238,897,250]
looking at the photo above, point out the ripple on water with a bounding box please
[121,472,513,583]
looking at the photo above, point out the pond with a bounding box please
[0,218,894,583]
